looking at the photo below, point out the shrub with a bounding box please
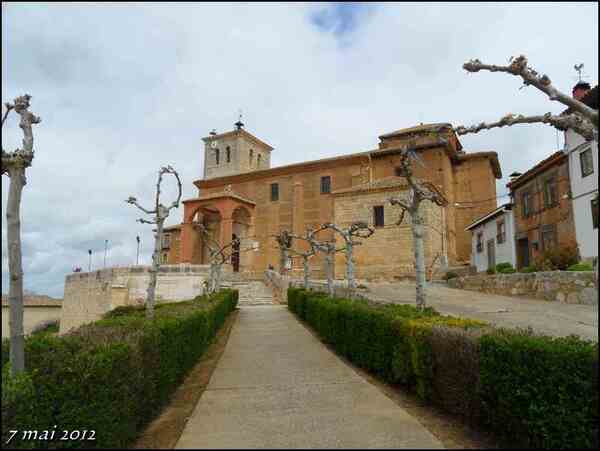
[1,289,238,449]
[30,320,59,336]
[443,271,459,281]
[534,244,580,271]
[520,265,537,273]
[479,329,598,448]
[288,288,599,449]
[486,268,496,275]
[494,262,516,274]
[567,262,594,272]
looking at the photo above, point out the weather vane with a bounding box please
[573,63,588,82]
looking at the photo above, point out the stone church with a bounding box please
[162,121,501,281]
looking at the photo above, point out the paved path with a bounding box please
[176,305,443,449]
[363,281,598,341]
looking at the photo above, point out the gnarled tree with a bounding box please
[272,230,294,275]
[1,95,41,376]
[198,223,253,293]
[389,144,448,310]
[286,230,318,289]
[126,166,182,318]
[307,228,345,297]
[455,55,598,140]
[317,222,375,291]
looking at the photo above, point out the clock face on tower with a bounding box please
[210,140,219,149]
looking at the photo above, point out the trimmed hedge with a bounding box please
[1,289,238,449]
[288,287,598,449]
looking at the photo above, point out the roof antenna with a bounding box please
[235,108,244,130]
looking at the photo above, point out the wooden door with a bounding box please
[487,239,496,271]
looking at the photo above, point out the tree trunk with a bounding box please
[412,206,426,310]
[346,243,355,291]
[215,264,222,292]
[7,167,26,376]
[146,219,163,319]
[280,248,287,275]
[209,262,217,293]
[303,256,310,289]
[325,253,334,297]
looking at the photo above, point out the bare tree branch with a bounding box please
[462,55,598,125]
[455,112,595,141]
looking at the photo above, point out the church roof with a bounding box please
[202,128,274,151]
[378,123,454,140]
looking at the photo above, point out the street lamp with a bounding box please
[88,249,92,272]
[136,235,140,265]
[104,239,108,269]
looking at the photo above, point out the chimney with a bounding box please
[572,81,591,100]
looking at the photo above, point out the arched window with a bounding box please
[226,146,231,163]
[215,148,220,165]
[249,149,254,166]
[257,153,262,168]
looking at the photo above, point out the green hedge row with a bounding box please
[1,289,238,449]
[288,287,598,449]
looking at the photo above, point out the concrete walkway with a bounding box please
[364,281,598,341]
[176,305,443,449]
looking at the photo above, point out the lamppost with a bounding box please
[88,249,92,272]
[104,239,108,269]
[136,235,140,265]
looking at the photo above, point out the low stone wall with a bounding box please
[60,264,218,335]
[447,271,598,305]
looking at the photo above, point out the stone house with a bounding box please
[465,203,516,272]
[163,122,502,280]
[507,151,577,269]
[562,83,598,263]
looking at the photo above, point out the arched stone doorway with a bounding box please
[190,207,222,264]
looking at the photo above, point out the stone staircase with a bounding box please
[231,280,275,306]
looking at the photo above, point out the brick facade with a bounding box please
[508,151,577,269]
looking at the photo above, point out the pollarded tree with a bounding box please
[126,166,182,319]
[197,223,254,293]
[455,55,598,140]
[1,95,41,376]
[316,222,375,291]
[389,144,448,310]
[286,230,318,289]
[307,228,345,297]
[272,230,294,275]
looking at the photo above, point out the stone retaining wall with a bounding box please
[447,271,598,305]
[60,264,218,335]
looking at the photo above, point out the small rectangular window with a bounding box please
[542,225,557,251]
[496,221,505,244]
[162,234,171,249]
[592,198,599,229]
[374,205,384,227]
[543,177,558,208]
[270,183,279,202]
[580,148,594,178]
[522,191,532,217]
[320,176,331,194]
[476,232,483,253]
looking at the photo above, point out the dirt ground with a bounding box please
[133,309,239,449]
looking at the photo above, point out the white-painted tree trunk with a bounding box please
[303,255,310,289]
[325,253,334,297]
[146,219,163,319]
[7,167,26,375]
[411,206,426,310]
[346,244,355,291]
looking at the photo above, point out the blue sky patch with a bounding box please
[309,2,376,38]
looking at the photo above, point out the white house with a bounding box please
[465,203,516,272]
[563,84,598,263]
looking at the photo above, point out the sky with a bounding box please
[2,2,598,298]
